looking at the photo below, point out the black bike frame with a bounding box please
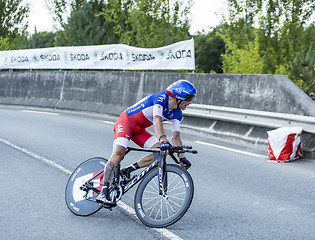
[123,152,160,193]
[83,147,167,198]
[121,148,166,195]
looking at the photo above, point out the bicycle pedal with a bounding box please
[102,204,113,210]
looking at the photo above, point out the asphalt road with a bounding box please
[1,106,315,240]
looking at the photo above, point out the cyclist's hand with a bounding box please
[160,141,171,155]
[180,157,191,169]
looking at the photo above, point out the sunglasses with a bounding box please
[185,95,195,102]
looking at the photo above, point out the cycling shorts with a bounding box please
[113,111,159,149]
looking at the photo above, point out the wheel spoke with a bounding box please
[143,173,183,219]
[142,196,160,207]
[167,176,183,193]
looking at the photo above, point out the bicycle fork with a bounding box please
[157,152,168,197]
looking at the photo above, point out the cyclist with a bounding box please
[96,79,196,207]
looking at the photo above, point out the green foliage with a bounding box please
[32,31,57,48]
[0,0,30,37]
[102,0,192,47]
[218,33,264,74]
[54,0,117,46]
[219,0,315,98]
[257,0,315,73]
[0,37,14,50]
[194,28,225,73]
[16,28,57,49]
[46,0,84,28]
[221,0,263,49]
[29,30,57,48]
[47,0,192,47]
[288,44,315,98]
[0,0,30,49]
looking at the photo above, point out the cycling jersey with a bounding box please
[113,92,182,149]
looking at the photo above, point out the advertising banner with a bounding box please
[0,39,195,70]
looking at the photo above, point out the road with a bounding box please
[1,106,315,240]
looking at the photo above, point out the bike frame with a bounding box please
[122,150,162,193]
[82,147,172,201]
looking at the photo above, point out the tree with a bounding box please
[221,0,263,49]
[30,30,57,48]
[288,44,315,99]
[47,0,118,46]
[194,28,225,73]
[46,0,83,29]
[219,33,264,74]
[0,37,13,50]
[54,0,117,46]
[103,0,193,47]
[0,0,30,48]
[257,0,315,73]
[48,0,193,47]
[16,28,57,49]
[220,0,314,75]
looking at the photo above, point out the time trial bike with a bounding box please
[65,145,197,228]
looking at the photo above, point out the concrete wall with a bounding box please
[0,70,314,158]
[0,71,314,117]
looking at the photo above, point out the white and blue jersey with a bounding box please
[125,92,182,132]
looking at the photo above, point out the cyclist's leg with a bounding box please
[104,145,126,182]
[97,113,131,206]
[96,145,126,206]
[121,130,157,179]
[137,140,159,167]
[123,130,159,172]
[106,112,132,181]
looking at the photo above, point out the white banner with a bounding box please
[0,39,194,70]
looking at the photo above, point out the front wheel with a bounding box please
[134,164,194,228]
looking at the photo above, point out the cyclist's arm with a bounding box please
[153,115,167,142]
[172,131,185,158]
[152,103,168,142]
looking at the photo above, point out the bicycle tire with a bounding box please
[134,164,194,228]
[65,157,108,216]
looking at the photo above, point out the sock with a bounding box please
[125,162,140,172]
[101,182,109,195]
[132,162,140,170]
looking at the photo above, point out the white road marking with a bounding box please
[21,110,59,116]
[117,202,183,240]
[0,137,71,174]
[98,120,115,125]
[195,140,267,158]
[0,137,183,240]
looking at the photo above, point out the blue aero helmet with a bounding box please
[166,80,196,102]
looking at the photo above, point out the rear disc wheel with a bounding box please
[65,157,107,216]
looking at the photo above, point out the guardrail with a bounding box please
[184,104,315,134]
